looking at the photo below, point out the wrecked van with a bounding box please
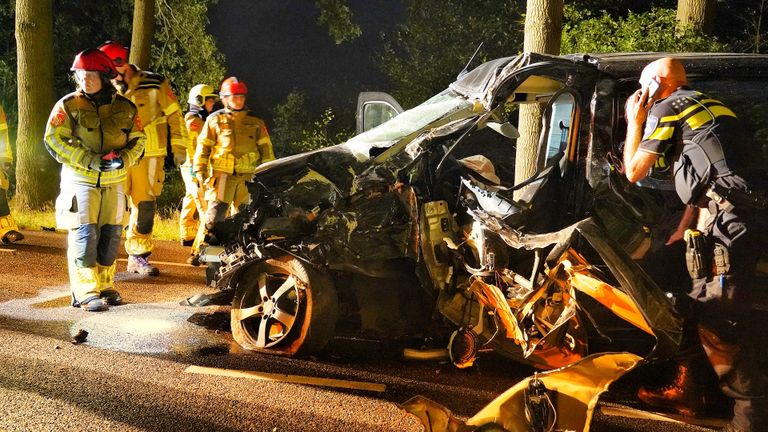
[203,52,768,372]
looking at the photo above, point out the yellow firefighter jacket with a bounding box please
[0,105,10,165]
[118,65,186,158]
[185,111,204,163]
[44,91,146,186]
[194,108,275,176]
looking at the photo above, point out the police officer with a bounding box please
[0,104,23,244]
[189,77,274,265]
[98,41,187,276]
[44,49,146,312]
[624,57,766,431]
[180,84,217,253]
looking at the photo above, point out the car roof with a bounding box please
[452,52,768,108]
[564,52,768,80]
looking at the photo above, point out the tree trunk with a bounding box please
[15,0,58,209]
[130,0,155,69]
[676,0,715,34]
[515,0,563,193]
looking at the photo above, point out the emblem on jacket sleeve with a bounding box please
[50,107,67,127]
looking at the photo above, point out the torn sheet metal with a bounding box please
[402,352,642,432]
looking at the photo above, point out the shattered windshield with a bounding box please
[344,88,475,160]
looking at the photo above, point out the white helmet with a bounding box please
[188,84,217,106]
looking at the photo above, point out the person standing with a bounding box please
[179,84,217,252]
[45,49,145,311]
[98,41,187,276]
[0,104,23,244]
[624,57,767,432]
[189,77,274,265]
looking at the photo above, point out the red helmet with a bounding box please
[71,49,117,79]
[97,41,129,66]
[220,77,248,96]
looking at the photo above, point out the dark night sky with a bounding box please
[208,0,406,121]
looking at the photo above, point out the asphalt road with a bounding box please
[0,230,749,431]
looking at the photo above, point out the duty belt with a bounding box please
[705,183,768,213]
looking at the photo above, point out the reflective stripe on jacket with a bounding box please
[44,91,146,186]
[194,108,275,176]
[119,66,186,158]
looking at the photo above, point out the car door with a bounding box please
[356,91,404,134]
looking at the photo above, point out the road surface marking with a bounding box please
[600,406,728,427]
[116,258,193,268]
[184,365,386,393]
[0,248,15,253]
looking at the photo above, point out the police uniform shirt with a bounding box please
[639,88,741,165]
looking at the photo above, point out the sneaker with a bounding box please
[187,254,201,267]
[72,295,108,312]
[1,230,24,244]
[100,289,123,306]
[637,364,708,417]
[127,255,160,276]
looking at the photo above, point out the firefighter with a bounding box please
[624,57,767,431]
[0,104,23,244]
[189,77,274,265]
[98,41,187,276]
[179,84,217,251]
[44,49,146,312]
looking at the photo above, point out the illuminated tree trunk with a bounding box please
[15,0,58,209]
[676,0,715,34]
[130,0,155,69]
[515,0,563,192]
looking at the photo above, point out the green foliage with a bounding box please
[153,0,226,102]
[315,0,362,44]
[377,0,525,108]
[271,90,353,157]
[561,6,727,54]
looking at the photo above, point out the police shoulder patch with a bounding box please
[643,114,659,140]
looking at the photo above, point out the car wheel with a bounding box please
[230,256,338,356]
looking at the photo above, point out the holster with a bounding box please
[685,229,709,279]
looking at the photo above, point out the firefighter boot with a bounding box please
[97,264,122,306]
[70,266,108,312]
[127,254,160,276]
[0,214,23,244]
[637,359,712,416]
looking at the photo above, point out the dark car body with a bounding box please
[206,52,768,369]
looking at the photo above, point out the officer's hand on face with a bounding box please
[625,88,652,127]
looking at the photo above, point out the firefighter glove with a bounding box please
[193,170,206,184]
[99,151,124,172]
[174,151,186,169]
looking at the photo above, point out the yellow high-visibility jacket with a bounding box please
[118,65,186,158]
[184,111,204,164]
[0,105,10,165]
[194,108,275,176]
[44,91,146,186]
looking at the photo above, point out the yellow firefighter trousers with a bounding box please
[56,183,127,302]
[191,173,250,256]
[125,156,165,256]
[0,169,20,240]
[179,164,206,243]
